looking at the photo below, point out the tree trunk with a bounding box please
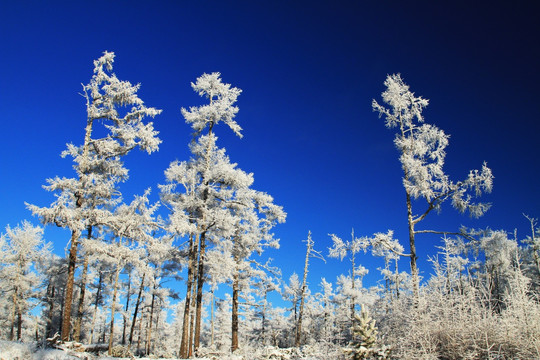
[10,287,17,341]
[193,231,207,353]
[122,269,132,345]
[89,271,103,345]
[188,279,197,358]
[210,288,215,347]
[137,308,144,353]
[108,264,121,355]
[17,298,22,341]
[146,282,156,355]
[406,192,419,297]
[61,230,80,342]
[46,283,56,339]
[129,272,145,346]
[74,248,90,342]
[180,234,197,358]
[295,234,312,347]
[62,117,93,343]
[231,270,240,352]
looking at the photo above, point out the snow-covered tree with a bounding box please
[28,51,161,342]
[224,189,285,352]
[295,231,325,347]
[161,72,245,357]
[345,306,390,360]
[370,230,408,300]
[329,229,370,319]
[0,221,50,341]
[372,74,493,295]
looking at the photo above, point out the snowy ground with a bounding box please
[0,341,326,360]
[0,341,180,360]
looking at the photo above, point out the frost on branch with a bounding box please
[181,72,243,137]
[84,51,162,154]
[372,73,493,218]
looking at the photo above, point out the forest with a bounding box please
[1,52,539,360]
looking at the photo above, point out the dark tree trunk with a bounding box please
[193,231,207,353]
[129,273,145,346]
[46,284,56,339]
[146,282,157,355]
[74,246,90,342]
[231,270,240,352]
[180,234,197,358]
[61,229,81,342]
[122,269,132,345]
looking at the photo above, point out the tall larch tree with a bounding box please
[226,188,286,352]
[28,52,161,342]
[160,72,243,357]
[372,74,493,295]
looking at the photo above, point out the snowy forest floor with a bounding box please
[0,340,329,360]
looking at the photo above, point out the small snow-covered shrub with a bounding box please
[109,344,133,358]
[0,341,35,360]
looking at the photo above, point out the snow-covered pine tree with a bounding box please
[372,74,493,295]
[345,306,389,360]
[0,221,51,341]
[28,52,161,342]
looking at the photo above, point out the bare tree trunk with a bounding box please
[210,288,215,347]
[180,234,197,358]
[188,278,197,358]
[61,230,80,342]
[46,284,56,339]
[10,287,17,341]
[122,269,132,345]
[17,296,22,341]
[137,308,144,354]
[261,289,268,345]
[74,248,90,342]
[88,271,103,345]
[129,273,145,346]
[406,192,419,298]
[295,232,312,347]
[146,282,156,355]
[62,115,94,343]
[231,270,240,352]
[108,264,121,355]
[193,231,207,353]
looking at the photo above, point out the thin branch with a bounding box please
[414,229,476,242]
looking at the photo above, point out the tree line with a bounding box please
[0,52,538,359]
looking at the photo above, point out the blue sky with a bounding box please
[1,1,539,297]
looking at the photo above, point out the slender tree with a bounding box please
[372,74,493,295]
[161,72,244,357]
[28,52,161,341]
[328,229,369,319]
[0,221,51,341]
[296,231,325,347]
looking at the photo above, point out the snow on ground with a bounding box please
[0,341,328,360]
[0,341,183,360]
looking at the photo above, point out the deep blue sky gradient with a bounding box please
[1,1,539,297]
